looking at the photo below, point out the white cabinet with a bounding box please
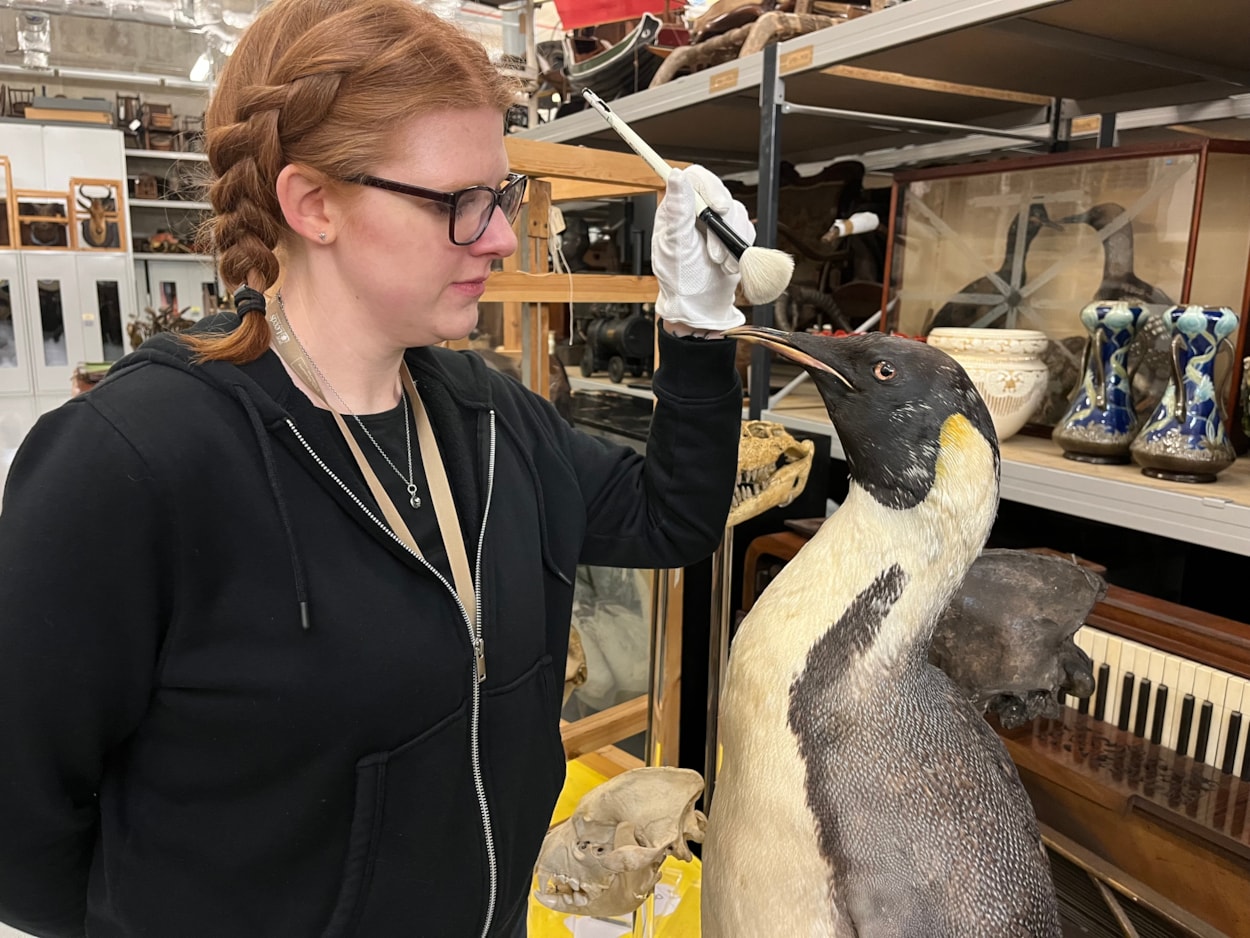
[16,252,137,396]
[0,252,32,395]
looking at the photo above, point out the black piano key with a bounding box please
[1177,694,1195,757]
[1077,688,1090,715]
[1057,690,1067,709]
[1150,686,1169,745]
[1118,673,1135,731]
[1242,722,1250,782]
[1222,712,1242,775]
[1093,663,1110,721]
[1195,701,1214,764]
[1134,678,1152,738]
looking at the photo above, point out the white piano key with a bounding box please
[1102,635,1124,728]
[1144,651,1167,743]
[1232,678,1250,778]
[1087,630,1108,715]
[1204,669,1229,767]
[1167,660,1196,753]
[1120,643,1143,733]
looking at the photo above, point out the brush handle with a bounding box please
[581,89,750,259]
[698,207,748,260]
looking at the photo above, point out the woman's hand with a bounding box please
[652,165,754,335]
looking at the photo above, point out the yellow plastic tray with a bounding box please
[527,758,702,937]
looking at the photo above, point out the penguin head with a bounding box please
[727,328,1000,511]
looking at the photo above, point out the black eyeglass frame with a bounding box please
[347,172,528,245]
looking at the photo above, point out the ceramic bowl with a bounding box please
[927,328,1050,441]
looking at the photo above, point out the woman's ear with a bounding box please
[276,164,339,245]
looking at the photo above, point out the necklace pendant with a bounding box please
[408,484,421,510]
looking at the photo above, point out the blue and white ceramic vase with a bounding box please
[1129,305,1239,483]
[1052,301,1148,464]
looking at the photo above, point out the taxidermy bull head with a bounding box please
[77,186,113,248]
[534,766,706,917]
[728,420,815,527]
[929,549,1103,729]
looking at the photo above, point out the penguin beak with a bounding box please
[726,326,853,389]
[1057,211,1088,225]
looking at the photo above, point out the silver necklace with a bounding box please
[276,293,422,509]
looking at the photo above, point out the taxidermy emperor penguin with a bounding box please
[705,328,1060,938]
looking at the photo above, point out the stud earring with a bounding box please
[318,231,327,242]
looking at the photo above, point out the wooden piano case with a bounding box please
[1000,586,1250,937]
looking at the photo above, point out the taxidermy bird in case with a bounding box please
[535,328,1063,936]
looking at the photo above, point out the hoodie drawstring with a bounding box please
[234,387,312,631]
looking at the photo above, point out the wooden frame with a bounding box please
[0,156,13,249]
[485,140,691,767]
[482,137,675,399]
[14,189,71,250]
[69,177,127,252]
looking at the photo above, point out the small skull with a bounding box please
[533,766,706,917]
[929,549,1104,729]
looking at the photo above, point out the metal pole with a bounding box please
[702,525,734,812]
[749,43,783,419]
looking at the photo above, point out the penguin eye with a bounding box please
[873,361,897,381]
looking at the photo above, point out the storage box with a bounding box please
[882,141,1250,430]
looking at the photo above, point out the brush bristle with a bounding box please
[737,247,795,305]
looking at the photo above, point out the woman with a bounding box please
[0,1,750,936]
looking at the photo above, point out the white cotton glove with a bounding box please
[652,165,754,333]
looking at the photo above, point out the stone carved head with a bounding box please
[534,766,706,917]
[930,549,1104,729]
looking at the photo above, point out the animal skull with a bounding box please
[534,766,706,917]
[728,420,815,527]
[929,549,1104,729]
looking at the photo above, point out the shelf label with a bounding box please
[1071,115,1102,136]
[780,46,814,75]
[709,68,739,94]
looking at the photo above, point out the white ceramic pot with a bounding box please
[927,327,1050,441]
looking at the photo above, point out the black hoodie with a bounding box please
[0,316,741,938]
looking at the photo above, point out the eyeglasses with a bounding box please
[347,172,528,246]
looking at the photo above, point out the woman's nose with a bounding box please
[472,205,519,258]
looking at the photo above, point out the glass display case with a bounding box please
[883,141,1250,428]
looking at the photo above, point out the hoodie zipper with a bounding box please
[285,413,501,937]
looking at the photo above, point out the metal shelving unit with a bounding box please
[519,0,1249,173]
[527,0,1250,554]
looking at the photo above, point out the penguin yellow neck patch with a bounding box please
[935,413,982,481]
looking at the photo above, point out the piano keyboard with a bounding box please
[1071,625,1250,779]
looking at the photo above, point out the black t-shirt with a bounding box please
[320,399,453,584]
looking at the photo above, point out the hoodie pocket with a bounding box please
[320,699,485,938]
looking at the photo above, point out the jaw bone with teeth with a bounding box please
[728,421,816,527]
[533,766,706,917]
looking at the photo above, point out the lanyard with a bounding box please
[266,304,479,643]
